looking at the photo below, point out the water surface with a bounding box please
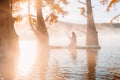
[0,39,120,80]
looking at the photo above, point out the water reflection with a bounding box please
[70,49,77,63]
[96,48,120,80]
[48,49,99,80]
[0,50,18,80]
[16,41,37,79]
[2,40,120,80]
[51,61,66,80]
[69,49,98,80]
[29,46,49,80]
[87,49,98,80]
[38,48,49,80]
[49,49,88,80]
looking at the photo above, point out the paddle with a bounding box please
[65,31,71,40]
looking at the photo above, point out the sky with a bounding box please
[17,0,120,24]
[57,0,120,24]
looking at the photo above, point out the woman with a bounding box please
[69,32,77,48]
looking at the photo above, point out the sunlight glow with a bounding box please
[20,3,28,16]
[17,40,37,76]
[19,2,36,16]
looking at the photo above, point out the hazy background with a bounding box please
[15,19,120,47]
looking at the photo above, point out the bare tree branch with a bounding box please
[110,13,120,24]
[76,27,86,35]
[77,0,86,5]
[28,0,36,31]
[79,7,87,17]
[77,0,87,17]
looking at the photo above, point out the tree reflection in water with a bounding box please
[48,49,98,80]
[51,61,66,80]
[38,49,49,80]
[87,49,98,80]
[4,47,120,80]
[29,47,49,80]
[0,52,18,80]
[69,48,98,80]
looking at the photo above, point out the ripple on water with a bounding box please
[15,46,120,80]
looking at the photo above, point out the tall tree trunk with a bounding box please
[35,0,49,49]
[0,0,19,55]
[86,0,99,46]
[0,0,19,80]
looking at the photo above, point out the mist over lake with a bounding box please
[14,21,120,80]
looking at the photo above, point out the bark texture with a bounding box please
[0,1,19,80]
[35,0,49,49]
[86,0,99,46]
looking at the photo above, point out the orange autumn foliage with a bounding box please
[106,0,116,11]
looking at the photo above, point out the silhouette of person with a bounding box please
[69,32,77,48]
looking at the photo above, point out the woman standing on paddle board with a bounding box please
[69,32,77,48]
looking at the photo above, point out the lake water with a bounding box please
[0,33,120,80]
[15,43,120,80]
